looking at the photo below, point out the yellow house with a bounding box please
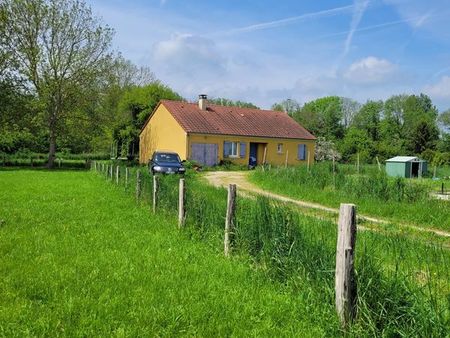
[139,95,316,167]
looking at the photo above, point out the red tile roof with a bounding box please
[150,100,316,140]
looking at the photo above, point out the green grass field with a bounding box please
[0,170,341,336]
[249,163,450,232]
[1,168,448,337]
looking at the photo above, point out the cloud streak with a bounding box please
[317,13,441,41]
[211,4,355,37]
[343,0,370,57]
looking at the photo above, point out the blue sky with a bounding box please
[87,0,450,111]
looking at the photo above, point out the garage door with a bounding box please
[191,143,218,166]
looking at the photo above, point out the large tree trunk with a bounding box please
[47,131,56,168]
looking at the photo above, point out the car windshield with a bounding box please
[155,153,180,163]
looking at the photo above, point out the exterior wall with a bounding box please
[187,133,315,166]
[386,162,407,177]
[139,104,187,164]
[404,162,412,178]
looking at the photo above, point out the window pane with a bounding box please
[231,142,237,156]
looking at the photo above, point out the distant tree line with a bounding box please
[272,96,450,165]
[1,0,449,167]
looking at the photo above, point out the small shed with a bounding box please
[385,156,427,178]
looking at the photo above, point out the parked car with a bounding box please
[148,151,186,175]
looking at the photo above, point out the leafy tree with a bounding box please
[0,79,46,153]
[209,97,259,109]
[402,94,439,153]
[299,96,344,140]
[271,99,300,116]
[439,109,450,131]
[314,137,341,161]
[437,133,450,152]
[339,127,374,162]
[113,82,183,159]
[352,100,383,141]
[1,0,113,167]
[340,97,360,129]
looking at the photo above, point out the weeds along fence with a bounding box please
[91,161,449,337]
[257,162,430,203]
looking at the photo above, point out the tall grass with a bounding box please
[93,163,449,337]
[250,162,450,231]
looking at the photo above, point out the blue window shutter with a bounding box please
[240,142,246,158]
[224,141,231,157]
[298,144,306,160]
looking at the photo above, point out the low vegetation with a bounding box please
[249,162,450,232]
[0,169,336,336]
[107,165,449,336]
[1,166,448,336]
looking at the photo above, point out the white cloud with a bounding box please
[152,34,227,78]
[424,76,450,98]
[344,56,398,84]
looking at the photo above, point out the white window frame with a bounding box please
[229,141,238,158]
[277,143,283,154]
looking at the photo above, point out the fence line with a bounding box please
[136,169,142,201]
[224,184,237,257]
[335,204,357,327]
[90,160,362,327]
[178,178,186,228]
[152,175,158,213]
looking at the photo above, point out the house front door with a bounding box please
[249,143,258,167]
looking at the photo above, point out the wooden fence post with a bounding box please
[178,178,185,228]
[284,150,289,168]
[152,175,158,213]
[136,170,141,201]
[125,167,129,189]
[224,184,237,257]
[306,148,310,172]
[333,155,336,189]
[109,164,113,180]
[335,203,357,327]
[115,165,120,184]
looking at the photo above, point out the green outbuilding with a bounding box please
[385,156,427,178]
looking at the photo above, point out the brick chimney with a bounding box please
[198,94,208,110]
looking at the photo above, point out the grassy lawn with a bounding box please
[0,170,338,337]
[1,168,448,337]
[249,164,450,232]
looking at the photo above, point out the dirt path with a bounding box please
[203,171,450,239]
